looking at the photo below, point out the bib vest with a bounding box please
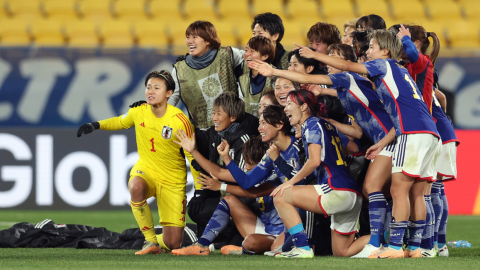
[174,47,238,128]
[239,64,274,117]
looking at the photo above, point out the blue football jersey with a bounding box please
[329,72,394,144]
[431,90,459,145]
[363,59,438,137]
[301,115,362,194]
[257,173,284,236]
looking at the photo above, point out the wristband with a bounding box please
[220,183,228,192]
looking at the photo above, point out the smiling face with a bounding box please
[342,26,355,46]
[211,106,236,132]
[274,77,296,106]
[327,50,343,74]
[145,78,173,106]
[186,33,210,57]
[284,96,304,126]
[258,115,280,143]
[288,55,309,74]
[367,39,389,61]
[244,44,268,64]
[258,95,275,116]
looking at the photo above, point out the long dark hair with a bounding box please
[390,24,440,66]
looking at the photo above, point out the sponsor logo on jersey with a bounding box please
[162,126,173,139]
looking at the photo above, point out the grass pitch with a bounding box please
[0,210,479,270]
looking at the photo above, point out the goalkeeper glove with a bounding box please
[77,122,100,137]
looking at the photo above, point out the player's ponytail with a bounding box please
[287,89,328,118]
[427,32,440,66]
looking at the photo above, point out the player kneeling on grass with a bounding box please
[171,136,285,256]
[271,90,369,258]
[77,70,200,255]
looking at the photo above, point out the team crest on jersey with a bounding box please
[289,158,297,168]
[162,126,173,139]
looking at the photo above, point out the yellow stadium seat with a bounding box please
[216,0,250,21]
[285,0,320,23]
[78,0,113,23]
[134,20,169,48]
[458,0,480,19]
[356,0,391,21]
[5,0,43,22]
[416,20,447,46]
[210,19,239,47]
[251,0,285,17]
[42,0,78,23]
[0,18,31,46]
[282,21,309,51]
[148,0,182,22]
[320,0,355,21]
[424,0,462,20]
[101,20,133,48]
[390,0,426,23]
[114,0,147,23]
[446,20,479,48]
[65,20,99,47]
[31,19,65,46]
[166,19,192,54]
[183,0,217,21]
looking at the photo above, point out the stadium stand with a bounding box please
[0,18,31,46]
[113,0,148,23]
[64,20,98,47]
[31,19,65,47]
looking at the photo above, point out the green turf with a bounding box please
[0,211,479,269]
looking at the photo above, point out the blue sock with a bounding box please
[438,183,448,247]
[282,235,294,252]
[367,192,387,247]
[389,220,408,250]
[383,197,393,247]
[431,181,443,245]
[420,195,434,249]
[407,220,426,250]
[288,223,310,251]
[198,199,230,247]
[242,242,256,255]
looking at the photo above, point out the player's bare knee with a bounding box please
[273,194,287,207]
[129,182,146,202]
[223,194,236,205]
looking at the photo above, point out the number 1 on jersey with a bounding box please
[404,74,421,100]
[331,136,345,166]
[150,138,156,152]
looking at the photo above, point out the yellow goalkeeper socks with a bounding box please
[157,234,171,251]
[131,199,157,244]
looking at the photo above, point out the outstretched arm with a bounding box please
[174,129,235,182]
[249,60,333,85]
[197,172,275,198]
[295,43,370,75]
[323,118,363,139]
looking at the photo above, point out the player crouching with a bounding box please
[77,71,200,254]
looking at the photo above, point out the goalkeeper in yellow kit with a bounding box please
[77,70,200,255]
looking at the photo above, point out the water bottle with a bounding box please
[447,240,472,248]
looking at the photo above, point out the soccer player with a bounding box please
[258,91,279,116]
[355,15,386,32]
[240,36,276,117]
[289,29,441,258]
[168,20,244,129]
[77,70,200,254]
[251,12,290,69]
[342,18,359,46]
[270,90,367,258]
[248,43,397,258]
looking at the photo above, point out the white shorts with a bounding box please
[313,184,362,235]
[392,133,441,181]
[254,217,268,235]
[378,139,396,158]
[435,142,457,181]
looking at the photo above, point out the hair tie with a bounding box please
[426,32,431,38]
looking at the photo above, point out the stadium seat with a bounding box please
[65,20,99,47]
[424,0,462,20]
[416,19,447,46]
[134,20,169,48]
[390,0,427,23]
[446,20,479,48]
[320,0,355,21]
[0,18,31,46]
[113,0,148,23]
[166,19,192,54]
[282,21,309,51]
[31,19,65,47]
[100,20,133,48]
[5,0,43,22]
[148,0,182,22]
[77,0,113,23]
[458,0,480,19]
[251,0,285,17]
[356,0,391,21]
[182,0,217,21]
[42,0,78,23]
[209,19,239,47]
[216,0,250,21]
[284,0,320,23]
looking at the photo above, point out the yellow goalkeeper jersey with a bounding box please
[99,103,200,188]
